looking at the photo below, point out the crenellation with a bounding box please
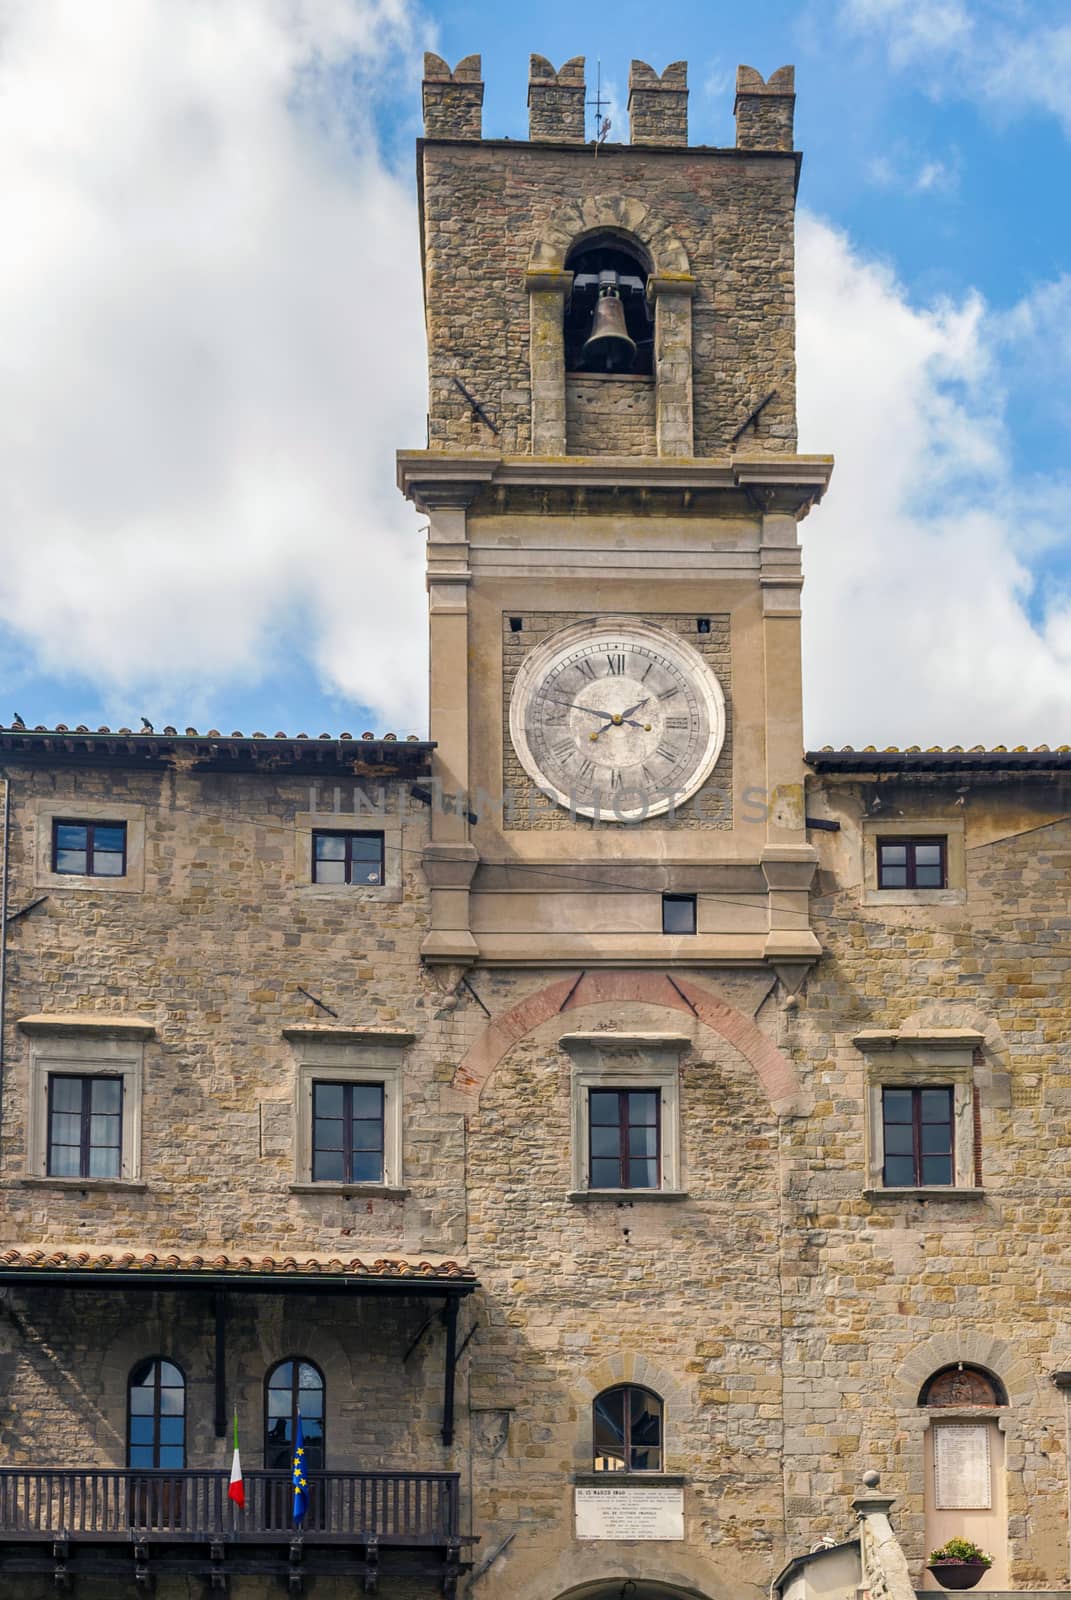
[528,55,586,143]
[735,64,796,153]
[628,59,689,146]
[422,51,484,141]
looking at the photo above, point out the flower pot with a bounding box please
[927,1561,989,1590]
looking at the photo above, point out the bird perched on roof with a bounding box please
[141,717,154,733]
[11,712,25,728]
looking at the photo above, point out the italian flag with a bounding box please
[228,1411,244,1509]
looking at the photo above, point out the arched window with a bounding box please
[264,1358,325,1470]
[127,1358,186,1469]
[593,1384,662,1472]
[564,236,652,376]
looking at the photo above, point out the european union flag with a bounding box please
[292,1411,308,1526]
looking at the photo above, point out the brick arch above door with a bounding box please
[448,970,809,1117]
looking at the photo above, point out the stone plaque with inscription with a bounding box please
[934,1423,992,1509]
[575,1485,684,1541]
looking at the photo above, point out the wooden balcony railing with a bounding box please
[0,1468,461,1545]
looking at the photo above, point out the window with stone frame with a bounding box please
[588,1088,660,1189]
[877,835,947,890]
[311,830,384,886]
[593,1384,663,1472]
[51,819,127,877]
[857,1028,983,1196]
[881,1085,954,1187]
[24,1023,147,1186]
[310,1080,385,1183]
[289,1031,406,1193]
[47,1073,123,1178]
[562,1032,686,1198]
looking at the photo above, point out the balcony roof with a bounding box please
[0,1247,477,1296]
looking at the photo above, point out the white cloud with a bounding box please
[797,212,1071,748]
[840,0,1071,133]
[0,0,432,729]
[867,148,959,193]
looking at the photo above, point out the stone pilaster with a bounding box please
[526,269,573,455]
[649,273,696,457]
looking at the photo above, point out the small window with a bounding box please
[877,836,947,889]
[311,1081,384,1183]
[128,1358,186,1469]
[47,1074,122,1178]
[311,830,384,886]
[882,1085,953,1186]
[594,1384,663,1472]
[589,1089,659,1190]
[52,819,127,877]
[662,894,696,935]
[265,1358,325,1471]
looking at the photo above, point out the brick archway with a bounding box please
[450,970,807,1116]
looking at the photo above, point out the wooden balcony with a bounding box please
[0,1467,469,1593]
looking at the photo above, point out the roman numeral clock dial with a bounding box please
[508,619,727,821]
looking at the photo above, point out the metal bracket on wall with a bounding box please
[730,388,777,443]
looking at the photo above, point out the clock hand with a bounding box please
[542,695,615,722]
[617,697,650,720]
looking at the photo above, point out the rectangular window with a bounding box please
[588,1089,660,1190]
[877,836,947,890]
[311,1081,385,1183]
[311,830,384,886]
[882,1085,954,1186]
[51,820,127,878]
[662,894,697,935]
[47,1074,122,1178]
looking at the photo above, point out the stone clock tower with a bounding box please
[398,53,832,981]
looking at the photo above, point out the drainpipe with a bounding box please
[0,775,10,1173]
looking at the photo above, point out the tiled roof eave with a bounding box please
[806,747,1071,776]
[0,1248,477,1295]
[0,729,435,777]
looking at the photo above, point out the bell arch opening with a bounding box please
[564,233,652,376]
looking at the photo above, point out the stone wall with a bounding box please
[0,764,464,1259]
[565,375,656,456]
[3,761,1071,1598]
[419,137,798,457]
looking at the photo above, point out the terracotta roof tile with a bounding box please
[0,1247,475,1282]
[2,723,425,742]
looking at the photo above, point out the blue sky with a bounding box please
[1,0,1069,746]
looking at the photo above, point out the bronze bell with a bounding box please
[582,284,637,372]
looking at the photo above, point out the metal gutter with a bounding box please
[0,1269,477,1296]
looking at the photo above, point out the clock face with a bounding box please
[508,618,726,821]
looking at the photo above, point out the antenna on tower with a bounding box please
[587,59,611,156]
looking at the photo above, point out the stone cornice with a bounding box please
[17,1014,155,1039]
[398,450,833,516]
[282,1027,416,1046]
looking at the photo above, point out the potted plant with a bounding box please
[927,1537,993,1589]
